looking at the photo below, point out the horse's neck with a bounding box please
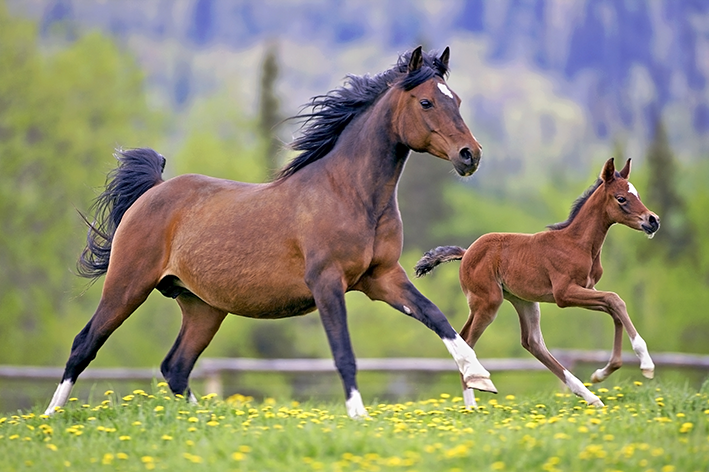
[322,94,409,215]
[564,191,613,259]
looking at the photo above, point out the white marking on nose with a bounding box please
[437,83,454,99]
[627,181,639,198]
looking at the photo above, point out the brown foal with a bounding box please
[415,158,660,407]
[45,47,496,418]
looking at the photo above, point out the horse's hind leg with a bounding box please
[458,288,503,407]
[161,294,227,402]
[507,296,603,407]
[45,278,155,414]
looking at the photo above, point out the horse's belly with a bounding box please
[183,269,316,319]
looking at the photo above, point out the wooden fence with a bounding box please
[1,350,707,398]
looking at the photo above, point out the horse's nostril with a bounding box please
[649,215,660,230]
[460,147,473,165]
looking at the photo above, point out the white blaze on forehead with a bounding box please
[437,83,454,99]
[627,181,639,198]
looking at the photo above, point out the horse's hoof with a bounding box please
[641,368,655,379]
[590,369,606,383]
[589,397,605,408]
[466,376,497,394]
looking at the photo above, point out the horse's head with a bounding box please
[600,158,660,238]
[393,46,482,177]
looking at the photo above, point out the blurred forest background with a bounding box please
[1,0,708,409]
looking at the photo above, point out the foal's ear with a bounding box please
[619,158,631,179]
[439,46,450,69]
[601,157,616,183]
[408,46,424,73]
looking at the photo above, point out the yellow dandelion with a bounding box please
[183,453,203,463]
[161,435,173,441]
[46,444,58,451]
[491,461,505,470]
[116,453,128,460]
[132,421,142,426]
[102,454,114,465]
[232,452,245,461]
[188,417,199,423]
[679,422,693,433]
[122,395,134,402]
[154,406,164,412]
[119,436,131,441]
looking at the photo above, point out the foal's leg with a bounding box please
[554,285,654,381]
[306,266,366,419]
[458,288,503,407]
[590,316,624,383]
[45,274,155,415]
[161,294,227,402]
[358,264,497,394]
[507,296,604,407]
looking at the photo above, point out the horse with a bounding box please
[44,46,497,418]
[415,158,660,408]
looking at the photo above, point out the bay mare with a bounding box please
[45,47,496,418]
[415,158,660,407]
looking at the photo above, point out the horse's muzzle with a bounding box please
[454,147,481,177]
[642,213,660,239]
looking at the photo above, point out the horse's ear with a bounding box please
[408,46,424,73]
[439,46,450,69]
[619,158,631,179]
[601,158,616,183]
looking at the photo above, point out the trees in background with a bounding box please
[0,4,161,364]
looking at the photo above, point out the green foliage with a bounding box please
[0,5,162,365]
[1,380,707,471]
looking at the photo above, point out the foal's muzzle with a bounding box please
[453,146,481,177]
[642,213,660,239]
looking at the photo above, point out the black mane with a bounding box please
[276,49,449,180]
[547,178,603,231]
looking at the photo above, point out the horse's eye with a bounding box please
[617,196,627,204]
[420,99,433,109]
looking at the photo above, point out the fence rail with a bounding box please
[1,350,707,397]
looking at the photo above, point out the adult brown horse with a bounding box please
[415,158,660,408]
[45,47,496,418]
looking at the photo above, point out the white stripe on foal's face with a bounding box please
[627,181,639,198]
[437,83,454,99]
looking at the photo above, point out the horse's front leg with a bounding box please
[305,266,367,419]
[357,265,497,394]
[554,283,655,381]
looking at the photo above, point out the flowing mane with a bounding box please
[547,178,603,230]
[276,49,449,180]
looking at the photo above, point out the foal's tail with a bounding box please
[414,246,467,277]
[77,148,166,280]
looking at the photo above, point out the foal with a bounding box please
[415,158,660,407]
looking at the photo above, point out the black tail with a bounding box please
[77,148,166,280]
[414,246,467,277]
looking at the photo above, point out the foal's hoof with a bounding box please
[590,369,607,383]
[466,376,497,394]
[641,368,655,379]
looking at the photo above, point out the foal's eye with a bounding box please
[616,196,627,204]
[420,99,433,109]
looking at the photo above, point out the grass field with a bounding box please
[1,379,707,471]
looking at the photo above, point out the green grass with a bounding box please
[1,380,708,471]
